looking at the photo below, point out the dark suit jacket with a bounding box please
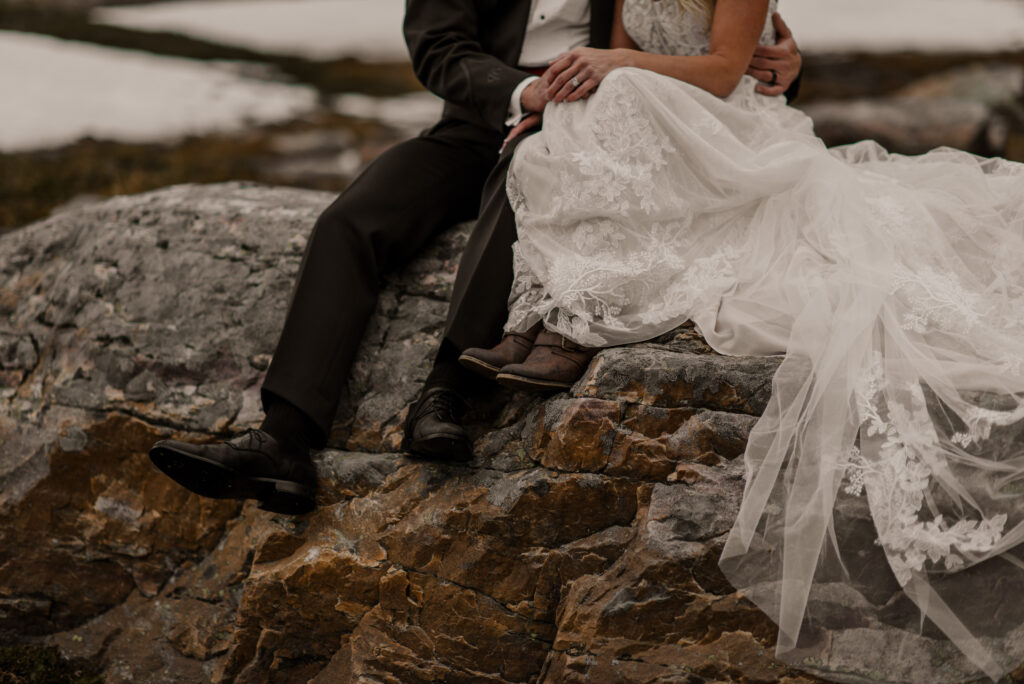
[404,0,615,133]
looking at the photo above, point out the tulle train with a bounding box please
[507,67,1024,681]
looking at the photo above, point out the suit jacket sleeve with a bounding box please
[404,0,531,132]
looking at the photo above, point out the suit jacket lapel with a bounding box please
[504,1,534,67]
[589,0,615,48]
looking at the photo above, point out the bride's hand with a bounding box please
[747,12,801,96]
[544,47,633,103]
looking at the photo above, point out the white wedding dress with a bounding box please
[506,1,1024,681]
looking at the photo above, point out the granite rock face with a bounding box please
[0,184,1018,683]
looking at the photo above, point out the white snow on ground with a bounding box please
[0,31,318,152]
[783,0,1024,54]
[92,0,1024,60]
[93,0,408,62]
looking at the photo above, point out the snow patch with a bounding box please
[0,31,317,152]
[93,0,408,62]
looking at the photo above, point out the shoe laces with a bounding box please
[227,427,267,451]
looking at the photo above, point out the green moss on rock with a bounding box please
[0,646,103,684]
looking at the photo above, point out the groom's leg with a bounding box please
[442,133,533,354]
[404,134,538,458]
[150,121,502,513]
[262,120,501,441]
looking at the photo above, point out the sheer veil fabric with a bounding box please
[505,0,1024,680]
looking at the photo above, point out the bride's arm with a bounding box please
[548,0,770,101]
[629,0,771,97]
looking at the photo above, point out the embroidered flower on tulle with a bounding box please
[843,446,868,497]
[951,404,1024,448]
[892,265,988,335]
[853,355,1009,586]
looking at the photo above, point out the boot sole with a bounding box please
[458,354,500,381]
[149,446,316,515]
[495,372,572,392]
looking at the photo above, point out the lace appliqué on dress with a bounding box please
[849,353,1009,586]
[622,0,778,58]
[552,76,672,217]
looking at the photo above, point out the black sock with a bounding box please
[260,397,324,452]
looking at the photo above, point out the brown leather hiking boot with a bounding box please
[495,329,599,392]
[458,322,542,380]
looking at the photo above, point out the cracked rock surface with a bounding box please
[0,183,1009,683]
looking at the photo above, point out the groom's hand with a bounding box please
[501,80,548,152]
[747,12,801,96]
[501,112,542,153]
[501,80,549,152]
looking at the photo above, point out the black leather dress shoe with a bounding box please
[149,429,317,515]
[401,386,472,462]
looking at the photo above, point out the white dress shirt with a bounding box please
[507,0,592,126]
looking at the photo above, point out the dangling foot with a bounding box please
[458,322,542,380]
[401,386,473,462]
[495,329,599,392]
[149,429,317,515]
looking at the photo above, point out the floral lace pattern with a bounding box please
[849,353,1009,586]
[553,75,671,217]
[621,0,778,58]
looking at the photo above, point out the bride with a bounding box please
[458,0,1024,681]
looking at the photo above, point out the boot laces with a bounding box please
[423,391,459,422]
[228,427,268,451]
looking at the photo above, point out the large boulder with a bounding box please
[0,184,1018,683]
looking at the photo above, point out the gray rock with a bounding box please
[578,344,780,415]
[1,183,1019,684]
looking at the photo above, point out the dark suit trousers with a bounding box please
[440,134,528,355]
[262,119,504,436]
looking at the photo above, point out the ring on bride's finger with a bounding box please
[570,76,581,89]
[769,69,778,86]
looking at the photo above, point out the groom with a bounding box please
[149,0,803,515]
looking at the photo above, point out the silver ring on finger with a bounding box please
[768,69,778,87]
[570,76,581,89]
